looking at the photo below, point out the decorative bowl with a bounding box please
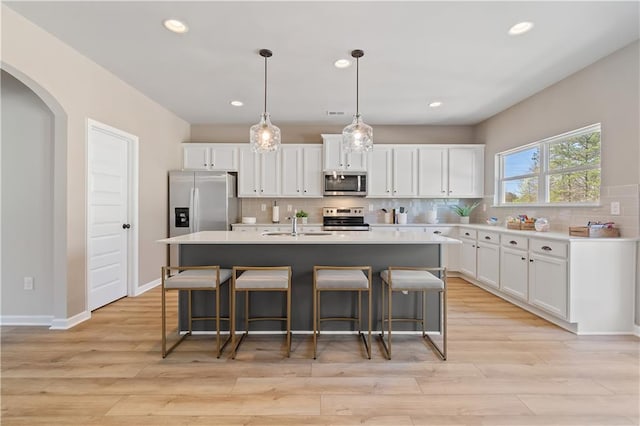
[242,217,257,224]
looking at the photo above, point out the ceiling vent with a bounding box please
[326,111,345,116]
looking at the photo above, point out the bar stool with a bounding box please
[313,266,372,359]
[161,265,232,358]
[230,266,292,359]
[379,266,447,360]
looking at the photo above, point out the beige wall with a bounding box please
[190,124,475,145]
[1,6,190,319]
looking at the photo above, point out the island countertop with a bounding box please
[158,230,461,245]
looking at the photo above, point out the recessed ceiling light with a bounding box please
[230,100,244,107]
[429,101,443,108]
[508,21,534,36]
[334,59,351,69]
[163,19,188,34]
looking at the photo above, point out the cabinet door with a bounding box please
[368,147,392,197]
[459,239,477,278]
[259,152,280,196]
[477,242,500,289]
[238,147,258,197]
[393,147,418,197]
[281,146,302,196]
[448,146,484,198]
[528,253,568,319]
[500,247,528,301]
[302,146,323,197]
[183,145,210,170]
[418,147,447,197]
[210,145,238,171]
[345,150,367,171]
[323,136,343,170]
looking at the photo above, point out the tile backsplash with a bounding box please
[239,184,639,238]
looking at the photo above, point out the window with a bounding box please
[496,124,601,205]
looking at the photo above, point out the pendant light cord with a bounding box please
[264,55,268,113]
[355,56,359,116]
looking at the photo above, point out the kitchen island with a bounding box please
[158,230,460,332]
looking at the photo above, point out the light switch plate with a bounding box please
[261,204,266,212]
[24,277,34,291]
[610,201,620,215]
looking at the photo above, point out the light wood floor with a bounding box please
[2,278,638,425]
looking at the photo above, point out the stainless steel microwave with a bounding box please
[323,172,367,196]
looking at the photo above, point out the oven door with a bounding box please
[323,173,367,196]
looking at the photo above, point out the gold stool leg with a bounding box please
[286,285,291,357]
[161,270,167,358]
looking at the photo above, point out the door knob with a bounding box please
[122,224,131,229]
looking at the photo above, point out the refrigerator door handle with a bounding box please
[193,187,200,232]
[188,187,195,233]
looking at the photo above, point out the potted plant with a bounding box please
[449,201,480,224]
[295,209,309,224]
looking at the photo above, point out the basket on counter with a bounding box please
[507,222,535,231]
[569,226,620,238]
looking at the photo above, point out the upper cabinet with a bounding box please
[238,146,280,197]
[280,145,323,197]
[183,143,239,171]
[321,134,368,171]
[418,145,484,198]
[368,145,418,198]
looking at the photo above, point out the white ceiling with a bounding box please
[6,1,639,126]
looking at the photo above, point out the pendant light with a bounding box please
[342,49,373,153]
[250,49,281,153]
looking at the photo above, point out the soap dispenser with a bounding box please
[272,201,280,223]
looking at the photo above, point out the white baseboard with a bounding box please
[634,324,640,337]
[0,315,53,326]
[50,310,91,330]
[134,277,161,296]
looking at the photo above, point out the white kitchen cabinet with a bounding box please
[281,145,322,197]
[500,246,529,301]
[183,143,239,171]
[417,145,484,198]
[238,147,280,197]
[321,134,367,171]
[458,228,477,278]
[528,250,568,319]
[367,146,417,197]
[476,231,500,289]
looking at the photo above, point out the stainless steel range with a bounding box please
[322,207,370,231]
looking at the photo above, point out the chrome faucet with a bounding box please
[287,216,298,236]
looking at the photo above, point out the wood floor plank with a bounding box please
[1,278,638,425]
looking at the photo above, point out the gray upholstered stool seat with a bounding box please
[316,269,370,290]
[161,266,232,358]
[313,266,372,360]
[231,266,292,359]
[379,267,447,361]
[165,269,232,289]
[379,269,444,290]
[234,269,289,290]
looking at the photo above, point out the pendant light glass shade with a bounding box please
[250,112,281,153]
[342,49,373,153]
[250,49,281,153]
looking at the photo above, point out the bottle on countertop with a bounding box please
[272,201,279,223]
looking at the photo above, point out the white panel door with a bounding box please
[259,151,280,196]
[529,253,568,319]
[476,242,500,289]
[210,145,238,171]
[393,147,418,197]
[500,247,529,301]
[448,147,484,197]
[88,125,129,310]
[238,147,258,196]
[418,147,447,197]
[183,145,209,170]
[281,146,302,196]
[459,238,477,278]
[368,147,392,197]
[302,146,323,196]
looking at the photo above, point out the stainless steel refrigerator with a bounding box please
[168,171,239,266]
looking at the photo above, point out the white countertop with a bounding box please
[158,230,462,245]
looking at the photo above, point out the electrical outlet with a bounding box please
[610,201,620,215]
[482,203,487,212]
[24,277,34,291]
[261,203,266,212]
[368,203,373,211]
[287,205,292,212]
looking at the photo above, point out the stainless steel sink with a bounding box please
[261,231,332,237]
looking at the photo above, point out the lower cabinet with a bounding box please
[459,238,477,277]
[528,252,568,319]
[476,241,499,289]
[500,247,529,301]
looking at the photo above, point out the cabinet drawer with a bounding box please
[502,235,528,250]
[478,230,500,244]
[425,226,454,236]
[530,238,567,258]
[459,228,477,240]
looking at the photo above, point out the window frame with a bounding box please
[494,123,601,207]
